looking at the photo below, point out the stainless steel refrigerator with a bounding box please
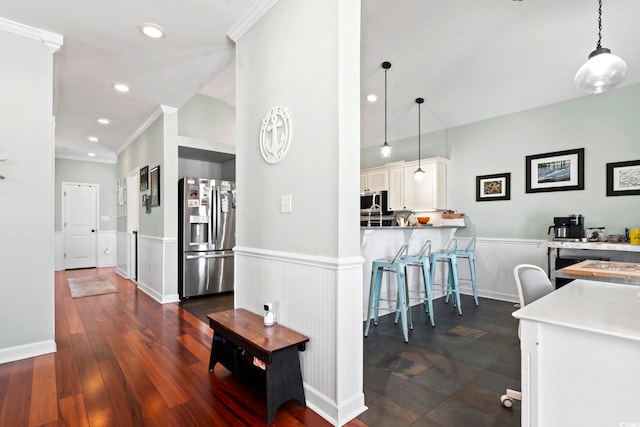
[178,178,236,298]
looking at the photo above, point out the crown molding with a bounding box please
[55,153,117,164]
[117,107,163,155]
[0,17,63,53]
[160,104,178,114]
[227,0,279,42]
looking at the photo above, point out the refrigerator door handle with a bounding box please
[208,183,214,249]
[185,253,228,260]
[213,186,220,248]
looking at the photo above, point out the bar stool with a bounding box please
[429,239,462,315]
[455,237,479,306]
[400,240,435,327]
[364,244,412,342]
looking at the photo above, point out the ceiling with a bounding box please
[1,0,639,164]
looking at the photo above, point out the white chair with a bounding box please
[501,264,554,408]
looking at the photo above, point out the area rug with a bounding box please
[68,276,119,299]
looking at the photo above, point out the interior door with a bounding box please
[64,183,97,269]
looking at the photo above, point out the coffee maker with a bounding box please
[548,215,584,241]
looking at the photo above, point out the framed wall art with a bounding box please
[150,165,160,207]
[476,172,510,201]
[525,148,584,193]
[140,165,149,191]
[606,159,640,196]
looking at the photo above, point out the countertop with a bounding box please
[514,279,640,342]
[539,240,640,252]
[360,225,464,230]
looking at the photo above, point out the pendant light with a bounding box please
[414,98,425,182]
[574,0,626,94]
[379,61,392,158]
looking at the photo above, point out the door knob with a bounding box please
[91,229,95,232]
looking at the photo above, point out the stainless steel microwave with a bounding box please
[360,191,390,214]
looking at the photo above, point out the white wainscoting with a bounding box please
[98,231,116,267]
[234,247,367,426]
[137,234,179,304]
[116,231,129,278]
[55,230,117,271]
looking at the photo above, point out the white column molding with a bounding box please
[227,0,279,42]
[0,17,63,53]
[160,104,178,115]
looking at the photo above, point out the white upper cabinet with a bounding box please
[386,157,447,211]
[360,167,388,193]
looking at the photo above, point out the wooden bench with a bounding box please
[207,308,309,424]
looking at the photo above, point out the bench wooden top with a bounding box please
[207,308,309,355]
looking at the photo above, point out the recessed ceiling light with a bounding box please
[366,94,378,103]
[88,153,96,157]
[88,136,99,142]
[113,83,130,93]
[97,118,111,125]
[139,23,165,39]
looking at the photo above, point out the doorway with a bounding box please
[63,182,98,269]
[126,169,139,280]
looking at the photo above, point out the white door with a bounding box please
[64,183,97,269]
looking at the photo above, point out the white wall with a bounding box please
[234,0,364,424]
[0,25,60,362]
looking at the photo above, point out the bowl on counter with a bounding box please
[417,217,430,224]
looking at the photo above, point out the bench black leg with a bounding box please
[208,335,218,371]
[265,347,306,424]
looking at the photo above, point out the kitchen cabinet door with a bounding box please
[388,158,447,211]
[360,167,388,193]
[387,166,405,210]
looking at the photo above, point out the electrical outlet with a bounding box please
[280,194,292,213]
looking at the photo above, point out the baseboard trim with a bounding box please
[136,280,180,304]
[0,339,57,364]
[304,383,367,426]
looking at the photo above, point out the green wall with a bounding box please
[55,158,117,231]
[0,29,56,352]
[362,83,640,239]
[117,117,164,236]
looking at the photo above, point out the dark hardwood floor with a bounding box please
[0,268,366,427]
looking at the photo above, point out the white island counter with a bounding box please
[514,279,640,426]
[360,226,463,320]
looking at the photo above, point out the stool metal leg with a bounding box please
[395,268,410,342]
[468,253,479,306]
[420,262,435,327]
[364,266,382,337]
[450,256,462,315]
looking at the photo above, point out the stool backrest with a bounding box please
[444,239,458,254]
[513,264,554,307]
[463,237,477,253]
[417,240,432,257]
[391,244,409,263]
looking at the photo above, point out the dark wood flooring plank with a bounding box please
[58,393,89,427]
[98,359,144,427]
[0,358,33,427]
[121,329,190,408]
[69,331,118,426]
[28,353,58,426]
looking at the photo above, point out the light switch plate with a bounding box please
[280,194,292,213]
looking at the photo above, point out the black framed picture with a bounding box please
[606,159,640,196]
[140,166,149,191]
[476,173,510,201]
[150,165,160,207]
[525,148,584,193]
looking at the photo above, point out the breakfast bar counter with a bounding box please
[360,226,463,320]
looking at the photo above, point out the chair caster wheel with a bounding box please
[501,395,513,408]
[373,321,378,326]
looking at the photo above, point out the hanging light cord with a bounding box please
[596,0,603,49]
[417,102,421,169]
[384,67,388,144]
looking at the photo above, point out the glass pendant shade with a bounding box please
[414,167,424,182]
[574,47,627,94]
[380,142,392,157]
